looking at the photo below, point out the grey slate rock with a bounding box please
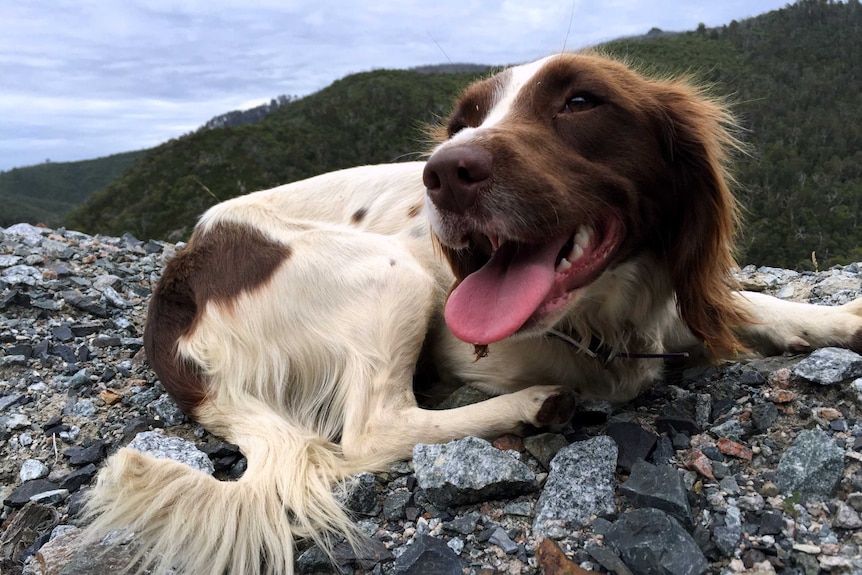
[759,510,785,535]
[442,511,481,535]
[4,479,61,508]
[619,460,693,526]
[522,432,569,470]
[51,324,74,342]
[487,527,519,554]
[413,436,537,508]
[792,347,862,385]
[91,334,122,348]
[533,435,617,535]
[59,463,99,492]
[751,401,779,432]
[148,394,186,426]
[0,393,26,412]
[126,430,215,474]
[383,490,412,521]
[607,421,658,472]
[588,544,634,575]
[30,488,70,506]
[712,524,742,557]
[606,508,708,575]
[61,290,108,318]
[739,369,767,386]
[776,428,844,501]
[338,472,381,517]
[63,440,106,466]
[657,397,701,435]
[393,535,467,574]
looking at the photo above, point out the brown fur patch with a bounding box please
[144,222,290,416]
[351,208,368,224]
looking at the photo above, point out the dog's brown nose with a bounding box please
[423,144,492,214]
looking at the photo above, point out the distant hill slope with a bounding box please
[63,0,862,268]
[0,150,144,227]
[66,69,485,240]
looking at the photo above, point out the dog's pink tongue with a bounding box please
[445,241,561,345]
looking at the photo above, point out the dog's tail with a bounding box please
[83,395,369,575]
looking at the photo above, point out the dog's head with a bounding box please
[424,52,748,357]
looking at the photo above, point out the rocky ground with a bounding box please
[2,221,862,575]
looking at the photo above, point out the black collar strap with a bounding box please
[547,329,689,367]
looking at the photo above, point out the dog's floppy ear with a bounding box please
[657,81,750,357]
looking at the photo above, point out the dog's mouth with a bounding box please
[444,215,624,345]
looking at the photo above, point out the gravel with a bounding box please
[3,223,862,575]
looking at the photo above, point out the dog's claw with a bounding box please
[534,388,576,426]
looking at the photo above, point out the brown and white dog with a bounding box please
[84,52,862,574]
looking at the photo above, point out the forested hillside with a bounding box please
[0,150,144,227]
[603,0,862,268]
[63,0,862,268]
[66,70,483,240]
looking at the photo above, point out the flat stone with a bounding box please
[776,428,844,501]
[759,509,785,535]
[383,490,412,521]
[127,430,214,474]
[442,511,481,535]
[607,421,658,472]
[64,440,106,466]
[51,325,74,342]
[657,397,701,435]
[606,508,708,575]
[61,290,108,318]
[533,435,617,535]
[59,463,99,492]
[619,460,693,526]
[523,433,569,470]
[413,436,537,508]
[487,527,519,554]
[713,524,742,557]
[30,488,70,506]
[4,412,32,430]
[792,347,862,385]
[393,535,467,574]
[751,402,779,431]
[91,334,122,348]
[3,479,61,508]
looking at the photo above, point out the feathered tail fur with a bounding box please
[82,395,371,575]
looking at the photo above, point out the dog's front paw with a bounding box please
[526,386,576,427]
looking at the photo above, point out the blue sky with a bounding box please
[0,0,790,171]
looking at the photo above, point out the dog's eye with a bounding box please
[563,93,599,113]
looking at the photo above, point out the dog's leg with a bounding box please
[731,291,862,355]
[338,321,576,462]
[341,380,575,462]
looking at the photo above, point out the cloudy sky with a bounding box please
[0,0,790,171]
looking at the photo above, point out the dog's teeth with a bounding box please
[567,244,584,263]
[556,257,572,273]
[574,225,592,249]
